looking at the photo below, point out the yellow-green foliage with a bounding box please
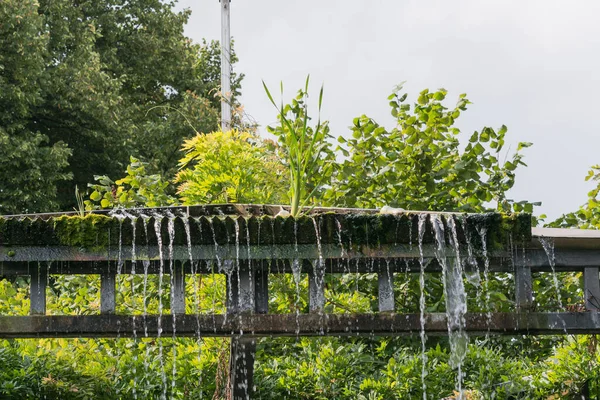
[175,130,287,205]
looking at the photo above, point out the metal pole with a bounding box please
[220,0,232,132]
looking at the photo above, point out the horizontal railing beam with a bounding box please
[2,248,599,275]
[1,312,600,338]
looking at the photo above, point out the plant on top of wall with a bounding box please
[263,76,335,217]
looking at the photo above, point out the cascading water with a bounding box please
[432,214,469,399]
[291,220,302,335]
[538,237,563,310]
[538,237,569,334]
[311,216,328,335]
[152,214,168,400]
[166,214,178,399]
[182,215,206,396]
[417,213,428,400]
[476,226,492,337]
[139,213,152,390]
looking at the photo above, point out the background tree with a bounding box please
[325,85,538,214]
[0,0,72,214]
[0,0,242,214]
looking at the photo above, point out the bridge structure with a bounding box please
[1,204,600,399]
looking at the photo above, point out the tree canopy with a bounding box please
[0,0,242,214]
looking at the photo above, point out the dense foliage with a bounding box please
[0,0,242,214]
[176,130,287,205]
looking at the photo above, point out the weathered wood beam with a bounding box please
[3,248,599,275]
[2,312,600,338]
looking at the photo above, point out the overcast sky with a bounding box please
[176,0,600,220]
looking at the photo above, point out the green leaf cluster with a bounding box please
[86,157,177,209]
[324,85,538,214]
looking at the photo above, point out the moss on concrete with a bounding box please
[0,208,531,253]
[53,214,118,250]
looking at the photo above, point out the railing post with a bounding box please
[515,262,533,311]
[584,267,600,311]
[229,260,257,400]
[100,265,116,315]
[171,261,186,314]
[30,263,48,315]
[309,260,325,313]
[229,336,256,400]
[378,266,395,312]
[254,263,269,314]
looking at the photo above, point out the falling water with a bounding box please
[417,213,428,400]
[129,213,139,399]
[167,215,178,399]
[311,217,327,335]
[538,237,569,335]
[208,217,224,331]
[538,238,564,310]
[291,220,302,335]
[432,214,468,399]
[477,226,492,337]
[182,215,205,396]
[139,213,152,388]
[153,215,168,400]
[461,219,482,298]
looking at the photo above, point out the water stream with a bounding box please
[152,214,168,400]
[417,213,428,400]
[432,214,469,399]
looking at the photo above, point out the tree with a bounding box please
[0,0,243,214]
[0,0,72,214]
[324,85,537,214]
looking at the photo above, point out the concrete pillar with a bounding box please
[30,263,48,315]
[309,260,325,313]
[171,261,186,314]
[100,267,116,315]
[584,267,600,311]
[378,267,395,312]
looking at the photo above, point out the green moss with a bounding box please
[53,214,117,250]
[0,209,531,253]
[487,213,532,250]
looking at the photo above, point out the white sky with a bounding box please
[176,0,600,220]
